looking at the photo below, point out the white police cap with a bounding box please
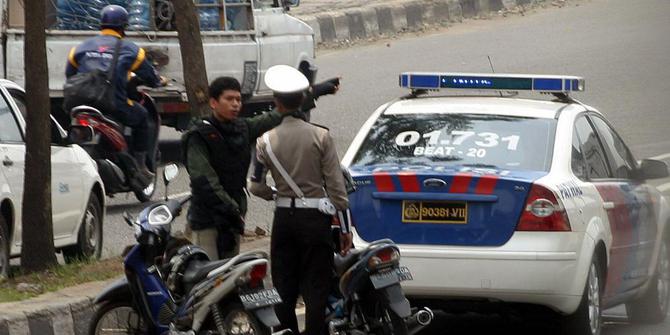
[264,65,309,94]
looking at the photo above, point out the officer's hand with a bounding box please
[340,232,353,256]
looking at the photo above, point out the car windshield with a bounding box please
[351,113,557,171]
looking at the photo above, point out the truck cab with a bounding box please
[0,0,315,129]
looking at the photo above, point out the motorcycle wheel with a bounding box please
[88,301,147,335]
[133,173,157,203]
[207,302,270,335]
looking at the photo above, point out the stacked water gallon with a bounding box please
[127,0,152,30]
[198,0,221,31]
[55,0,130,30]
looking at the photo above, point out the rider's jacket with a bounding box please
[65,29,161,110]
[181,111,283,232]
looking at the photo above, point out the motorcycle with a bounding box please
[69,78,161,202]
[325,169,433,335]
[89,165,284,335]
[326,236,433,335]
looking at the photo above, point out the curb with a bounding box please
[298,0,552,47]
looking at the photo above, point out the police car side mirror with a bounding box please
[67,125,94,144]
[637,159,669,180]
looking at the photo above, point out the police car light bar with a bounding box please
[399,72,585,93]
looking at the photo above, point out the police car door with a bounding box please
[589,114,655,290]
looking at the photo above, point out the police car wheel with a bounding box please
[0,215,10,279]
[626,237,670,324]
[564,254,603,335]
[63,193,103,263]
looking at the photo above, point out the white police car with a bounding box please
[0,80,105,278]
[341,73,670,335]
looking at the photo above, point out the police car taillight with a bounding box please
[516,184,571,231]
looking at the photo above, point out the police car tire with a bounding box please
[625,237,670,324]
[63,193,103,263]
[0,215,10,279]
[563,254,603,335]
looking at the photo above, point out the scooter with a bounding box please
[70,82,161,202]
[326,236,433,335]
[89,166,283,335]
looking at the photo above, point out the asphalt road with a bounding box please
[100,0,670,333]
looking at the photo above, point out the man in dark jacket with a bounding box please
[182,77,285,259]
[65,5,163,184]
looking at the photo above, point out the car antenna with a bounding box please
[487,55,503,97]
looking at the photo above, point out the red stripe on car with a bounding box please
[450,173,472,193]
[475,175,499,194]
[398,172,421,192]
[373,172,396,192]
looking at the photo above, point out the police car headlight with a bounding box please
[148,205,173,226]
[528,199,556,218]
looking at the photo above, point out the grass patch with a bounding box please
[0,257,123,303]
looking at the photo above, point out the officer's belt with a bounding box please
[276,197,323,209]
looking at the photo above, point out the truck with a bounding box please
[0,0,316,130]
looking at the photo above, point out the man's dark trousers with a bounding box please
[271,208,333,335]
[110,102,150,152]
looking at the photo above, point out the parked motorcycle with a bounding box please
[325,168,433,335]
[89,166,283,335]
[69,82,161,202]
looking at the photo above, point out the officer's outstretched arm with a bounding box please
[248,139,275,200]
[185,135,241,215]
[247,109,283,140]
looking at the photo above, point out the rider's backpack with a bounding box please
[63,39,122,114]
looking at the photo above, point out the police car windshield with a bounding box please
[351,113,556,171]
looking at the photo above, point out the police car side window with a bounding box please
[0,94,23,143]
[571,130,587,180]
[574,116,611,179]
[589,116,636,179]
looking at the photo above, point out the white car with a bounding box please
[342,73,670,335]
[0,79,105,278]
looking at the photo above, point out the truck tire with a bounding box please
[0,215,10,279]
[626,238,670,323]
[563,254,603,335]
[63,193,103,263]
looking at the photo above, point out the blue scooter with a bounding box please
[89,165,283,335]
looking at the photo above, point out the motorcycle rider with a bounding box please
[65,5,163,185]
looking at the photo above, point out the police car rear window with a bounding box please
[352,114,556,171]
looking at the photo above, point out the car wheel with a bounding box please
[63,193,103,263]
[626,238,670,323]
[0,215,10,279]
[564,254,603,335]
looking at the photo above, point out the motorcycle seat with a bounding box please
[71,106,124,132]
[334,248,364,276]
[182,259,230,288]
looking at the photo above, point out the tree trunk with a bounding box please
[171,0,211,118]
[21,0,57,271]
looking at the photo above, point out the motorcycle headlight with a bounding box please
[148,205,172,226]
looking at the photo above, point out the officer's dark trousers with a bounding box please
[271,208,333,335]
[111,102,150,152]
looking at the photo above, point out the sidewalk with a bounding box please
[1,1,567,334]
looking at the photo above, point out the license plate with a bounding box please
[397,266,413,282]
[239,288,282,310]
[402,200,467,224]
[370,269,400,289]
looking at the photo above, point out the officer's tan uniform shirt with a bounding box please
[249,115,349,211]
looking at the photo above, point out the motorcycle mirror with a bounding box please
[67,125,94,144]
[163,164,179,201]
[123,211,134,227]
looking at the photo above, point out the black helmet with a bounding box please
[100,5,128,30]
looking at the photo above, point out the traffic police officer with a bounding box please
[249,65,353,335]
[65,5,163,185]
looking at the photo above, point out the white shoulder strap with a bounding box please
[263,133,305,199]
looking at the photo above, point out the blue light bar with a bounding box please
[399,72,585,93]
